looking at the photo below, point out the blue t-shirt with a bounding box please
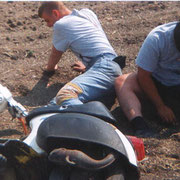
[136,21,180,86]
[52,9,116,67]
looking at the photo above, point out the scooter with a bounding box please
[0,84,145,180]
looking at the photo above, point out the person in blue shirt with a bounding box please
[38,1,122,106]
[115,22,180,137]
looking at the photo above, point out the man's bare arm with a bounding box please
[137,67,176,123]
[46,45,63,72]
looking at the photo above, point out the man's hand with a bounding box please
[43,64,58,77]
[71,61,86,73]
[157,104,176,124]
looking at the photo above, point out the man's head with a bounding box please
[38,1,69,27]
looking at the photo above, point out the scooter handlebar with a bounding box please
[8,98,28,118]
[0,84,28,118]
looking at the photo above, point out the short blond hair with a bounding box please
[38,1,65,17]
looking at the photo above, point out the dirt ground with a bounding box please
[0,1,180,180]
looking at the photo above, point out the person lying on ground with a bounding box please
[115,21,180,137]
[38,1,122,106]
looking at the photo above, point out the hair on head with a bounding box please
[38,1,64,17]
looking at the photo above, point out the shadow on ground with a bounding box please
[14,74,64,107]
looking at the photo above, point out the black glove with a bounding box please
[42,70,55,77]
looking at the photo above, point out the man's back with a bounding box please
[53,8,116,64]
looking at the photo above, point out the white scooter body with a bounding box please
[23,113,57,154]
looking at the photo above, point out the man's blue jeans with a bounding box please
[56,53,122,106]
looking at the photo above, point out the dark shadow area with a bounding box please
[111,106,133,136]
[15,74,64,107]
[0,129,22,137]
[95,90,117,110]
[141,97,180,138]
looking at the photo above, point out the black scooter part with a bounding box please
[36,113,139,178]
[36,113,124,155]
[0,140,49,180]
[26,101,117,125]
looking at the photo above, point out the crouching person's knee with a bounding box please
[115,72,141,95]
[56,82,83,105]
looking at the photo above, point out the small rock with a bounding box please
[17,21,23,26]
[31,14,39,19]
[6,37,10,41]
[9,23,16,28]
[11,55,18,60]
[27,36,34,42]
